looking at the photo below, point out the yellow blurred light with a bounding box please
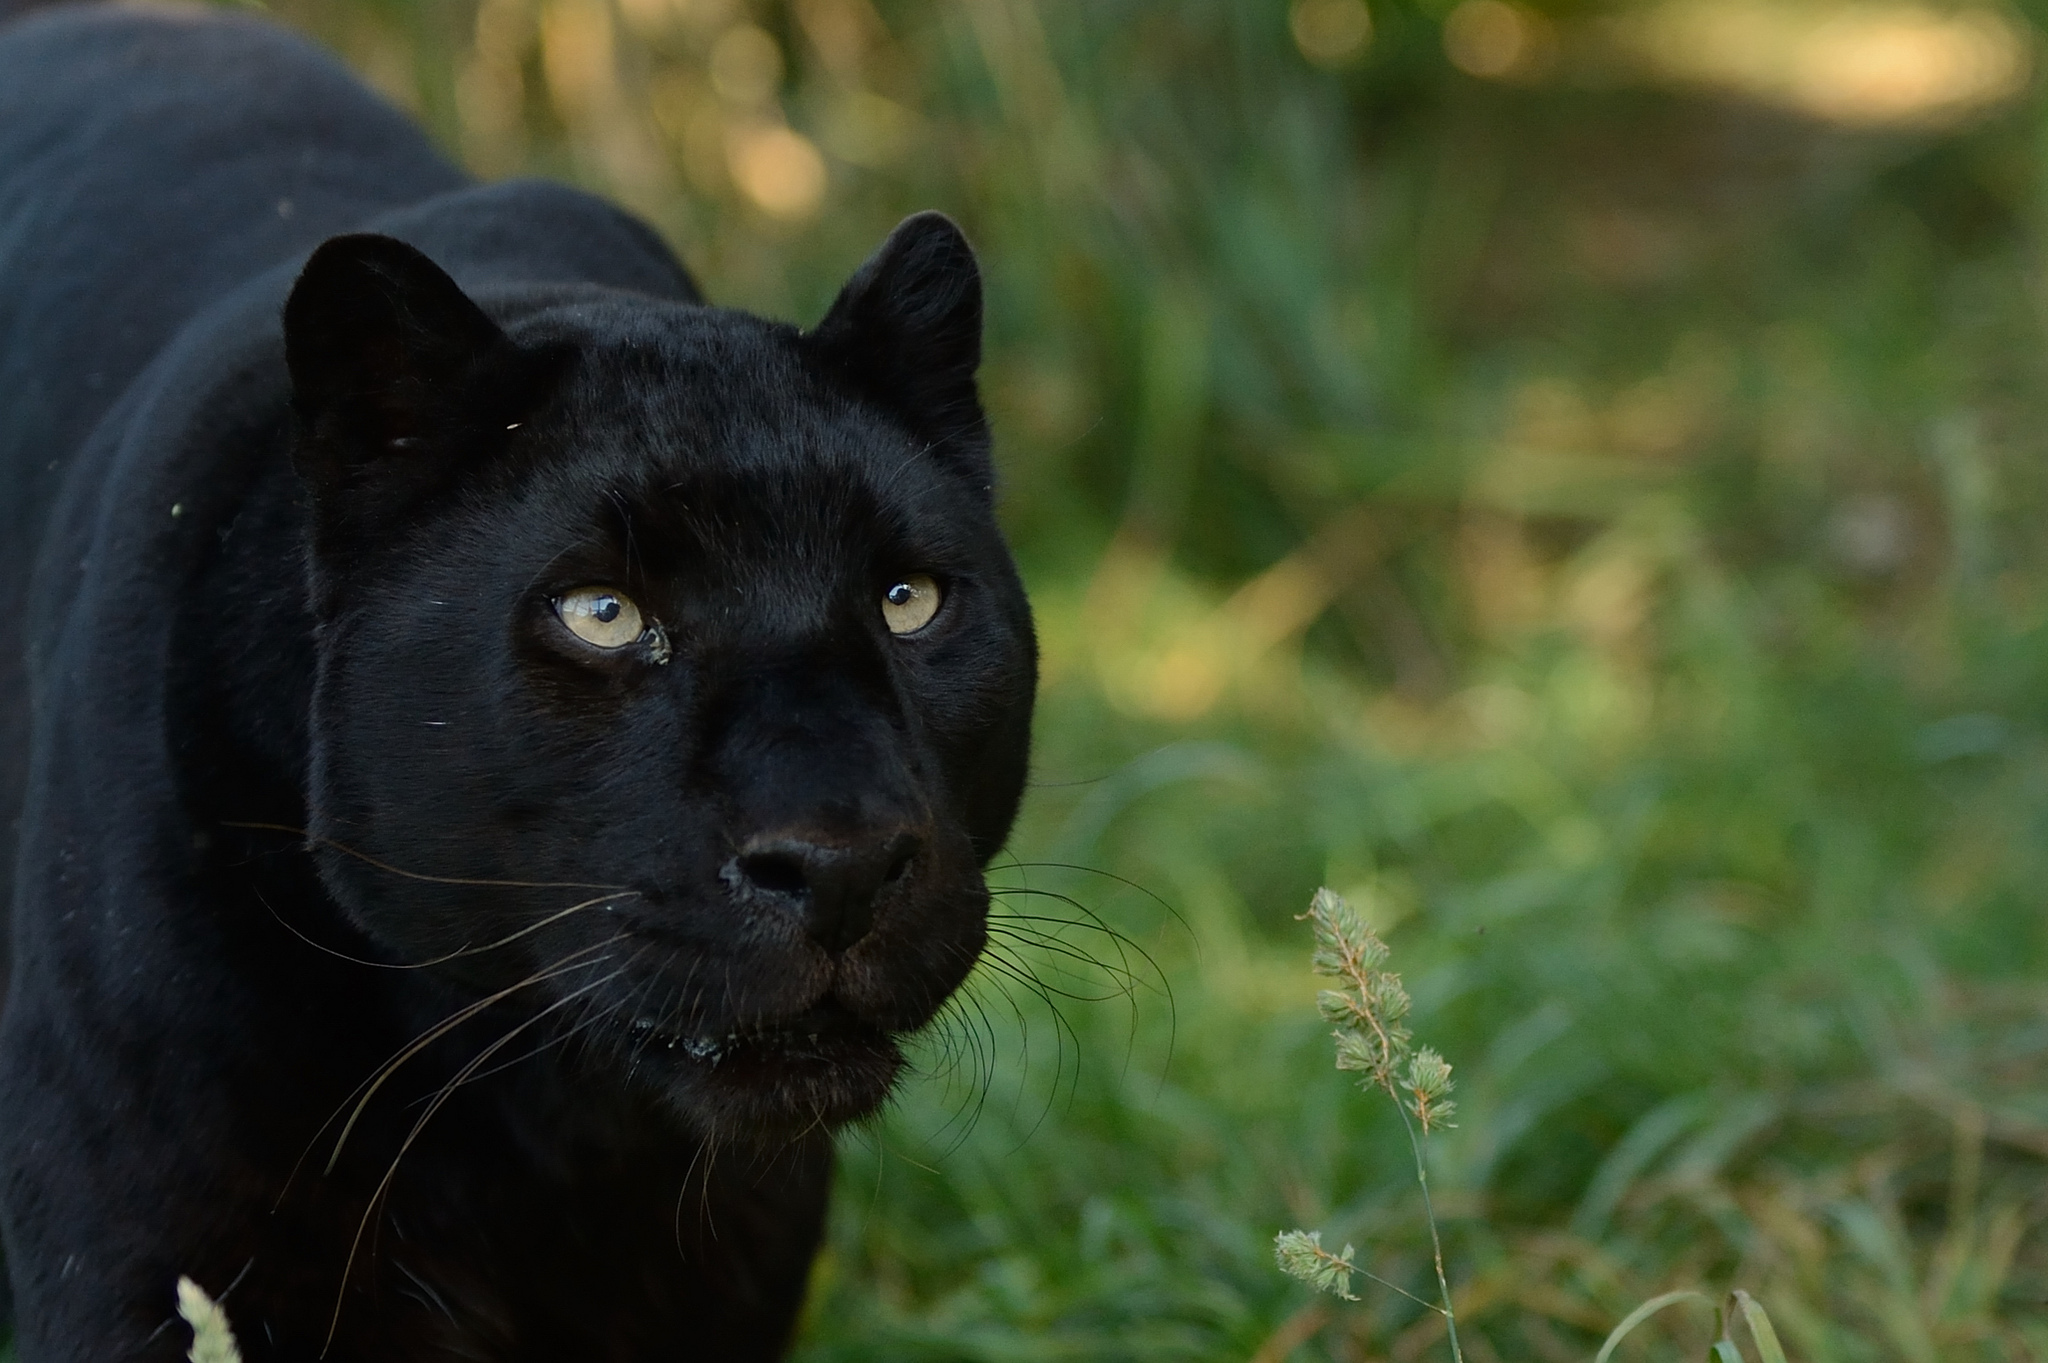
[709,24,785,106]
[1458,513,1548,641]
[651,73,736,195]
[1798,8,2025,123]
[1607,374,1694,457]
[619,0,739,37]
[1610,1,2030,127]
[1079,510,1390,722]
[1222,554,1336,657]
[1290,0,1374,69]
[727,124,828,218]
[540,0,617,122]
[1564,553,1651,651]
[822,90,917,169]
[796,0,885,78]
[1443,0,1541,79]
[622,0,738,34]
[455,0,529,172]
[615,0,671,40]
[1146,641,1228,721]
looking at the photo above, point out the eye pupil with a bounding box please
[592,597,621,623]
[886,583,913,606]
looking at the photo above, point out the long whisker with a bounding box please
[221,820,627,891]
[988,885,1178,1088]
[972,953,1080,1144]
[926,986,988,1090]
[984,923,1147,994]
[977,944,1131,1005]
[921,984,999,1156]
[432,943,657,1093]
[322,941,622,1175]
[987,889,1170,991]
[420,992,621,1094]
[683,1129,726,1252]
[995,859,1188,932]
[263,889,638,971]
[968,958,1048,1112]
[322,967,625,1357]
[988,890,1153,1037]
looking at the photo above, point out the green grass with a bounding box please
[214,0,2048,1354]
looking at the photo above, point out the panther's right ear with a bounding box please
[283,234,554,541]
[805,212,989,479]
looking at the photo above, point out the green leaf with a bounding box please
[1594,1290,1716,1363]
[1730,1291,1789,1363]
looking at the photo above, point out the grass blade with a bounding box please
[1731,1291,1789,1363]
[1595,1290,1716,1363]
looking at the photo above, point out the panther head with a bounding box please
[282,214,1036,1140]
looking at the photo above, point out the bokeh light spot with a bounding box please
[1607,1,2030,126]
[709,23,784,106]
[1444,0,1537,79]
[726,124,827,219]
[1290,0,1373,70]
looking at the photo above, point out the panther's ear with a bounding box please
[284,234,554,538]
[806,212,988,476]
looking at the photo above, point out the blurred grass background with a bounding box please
[252,0,2048,1355]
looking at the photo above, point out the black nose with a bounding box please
[732,830,920,953]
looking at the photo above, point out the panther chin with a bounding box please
[608,1004,907,1139]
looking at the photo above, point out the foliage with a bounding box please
[1302,887,1456,1135]
[1274,1230,1363,1305]
[1594,1290,1790,1363]
[163,0,2048,1355]
[1280,888,1464,1360]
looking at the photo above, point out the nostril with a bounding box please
[882,845,914,886]
[737,851,809,899]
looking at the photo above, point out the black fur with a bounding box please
[0,6,1035,1357]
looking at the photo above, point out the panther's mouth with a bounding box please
[609,1002,904,1132]
[622,1007,883,1068]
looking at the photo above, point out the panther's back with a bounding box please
[0,3,464,954]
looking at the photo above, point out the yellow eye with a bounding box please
[556,587,644,649]
[881,575,942,635]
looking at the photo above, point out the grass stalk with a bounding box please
[1275,887,1462,1361]
[1396,1102,1463,1363]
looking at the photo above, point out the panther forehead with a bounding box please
[501,298,992,496]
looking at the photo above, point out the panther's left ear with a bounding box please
[806,212,988,477]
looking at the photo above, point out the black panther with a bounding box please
[0,2,1035,1357]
